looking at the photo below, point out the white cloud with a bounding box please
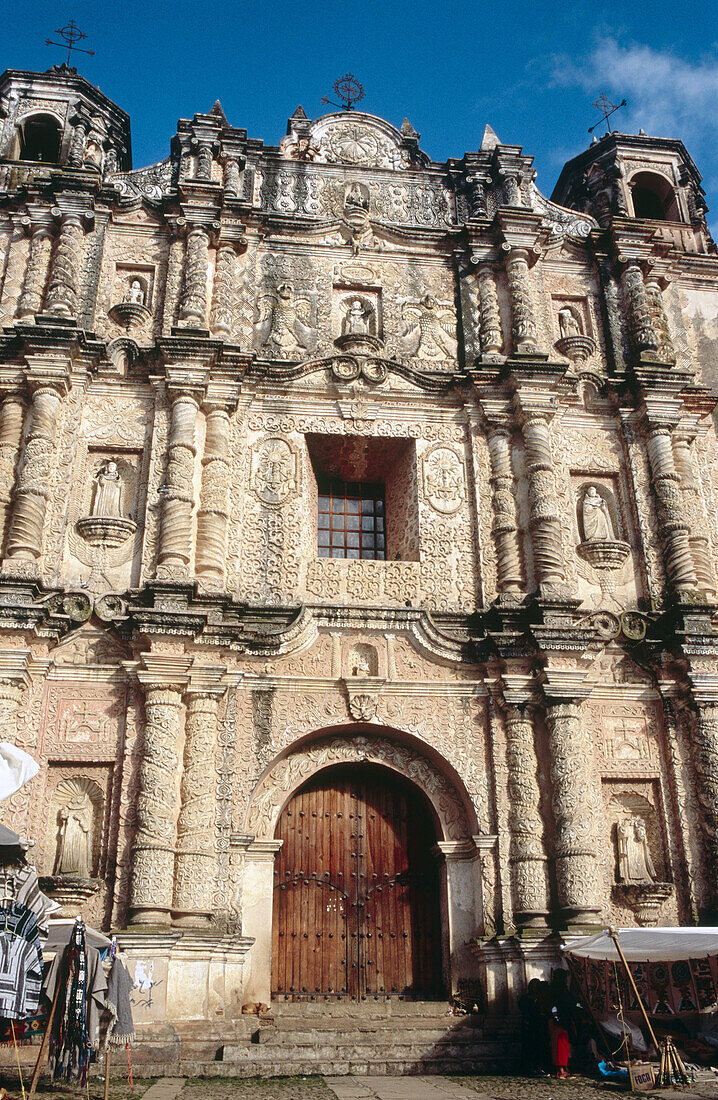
[552,38,718,143]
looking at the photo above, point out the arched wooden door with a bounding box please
[272,763,443,1001]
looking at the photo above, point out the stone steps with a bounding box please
[123,1004,520,1078]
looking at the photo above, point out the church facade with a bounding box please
[1,62,718,1062]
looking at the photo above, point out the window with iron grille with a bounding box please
[317,478,386,560]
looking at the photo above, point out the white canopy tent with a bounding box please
[564,927,718,963]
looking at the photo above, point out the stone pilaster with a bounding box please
[17,219,53,320]
[620,260,659,358]
[485,422,523,593]
[501,693,548,925]
[196,402,233,580]
[195,142,213,181]
[0,650,31,731]
[673,435,716,595]
[644,419,697,594]
[5,361,70,562]
[0,393,26,548]
[178,224,210,328]
[130,655,192,924]
[518,408,565,587]
[157,370,206,571]
[173,667,227,924]
[685,677,718,919]
[43,210,86,319]
[210,242,239,339]
[545,697,601,924]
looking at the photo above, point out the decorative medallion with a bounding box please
[250,436,299,507]
[422,445,466,514]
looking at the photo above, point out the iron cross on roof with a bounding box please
[588,94,627,135]
[322,74,365,111]
[45,20,95,67]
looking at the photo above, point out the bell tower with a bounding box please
[551,131,714,255]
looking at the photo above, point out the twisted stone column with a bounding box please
[209,243,237,338]
[673,437,716,595]
[477,266,503,356]
[645,271,675,364]
[645,423,697,594]
[196,405,231,579]
[130,664,190,924]
[178,225,210,328]
[195,143,213,181]
[520,412,565,586]
[173,681,225,924]
[546,700,601,922]
[224,159,241,197]
[17,223,53,319]
[503,705,548,923]
[690,701,718,916]
[44,213,84,319]
[158,391,199,568]
[504,248,538,352]
[6,378,67,561]
[620,260,658,357]
[68,121,88,168]
[0,394,26,548]
[501,172,523,207]
[486,424,523,592]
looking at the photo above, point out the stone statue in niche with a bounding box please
[617,817,656,884]
[342,297,375,337]
[91,461,124,519]
[581,485,615,541]
[56,793,93,878]
[125,278,145,306]
[558,305,582,338]
[400,295,457,360]
[345,181,370,213]
[256,282,315,358]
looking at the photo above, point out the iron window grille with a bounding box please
[317,478,386,560]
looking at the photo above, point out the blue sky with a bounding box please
[5,2,718,214]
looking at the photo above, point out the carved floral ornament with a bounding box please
[245,734,472,841]
[304,115,413,170]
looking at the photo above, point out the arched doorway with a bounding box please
[272,762,443,1001]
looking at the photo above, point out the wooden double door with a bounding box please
[272,763,443,1001]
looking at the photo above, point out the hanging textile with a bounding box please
[0,903,43,963]
[104,957,134,1047]
[12,864,60,935]
[0,931,42,1020]
[44,922,108,1083]
[0,742,39,802]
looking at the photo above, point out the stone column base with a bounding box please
[115,929,254,1026]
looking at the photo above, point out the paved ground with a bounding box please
[7,1072,718,1100]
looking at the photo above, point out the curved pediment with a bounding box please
[280,111,426,170]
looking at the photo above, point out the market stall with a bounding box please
[564,927,718,1088]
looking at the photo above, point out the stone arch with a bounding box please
[628,169,681,222]
[244,727,475,842]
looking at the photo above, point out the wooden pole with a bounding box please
[103,1050,111,1100]
[607,927,660,1050]
[27,977,62,1098]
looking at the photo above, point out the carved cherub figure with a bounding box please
[255,281,315,357]
[400,294,457,360]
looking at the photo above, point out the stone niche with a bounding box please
[39,770,110,918]
[571,473,641,610]
[602,780,675,926]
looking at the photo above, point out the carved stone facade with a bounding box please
[1,66,718,1053]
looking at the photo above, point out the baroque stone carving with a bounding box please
[422,444,466,514]
[399,295,458,362]
[250,436,298,507]
[245,734,471,842]
[255,282,315,358]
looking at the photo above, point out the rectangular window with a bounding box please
[317,478,385,560]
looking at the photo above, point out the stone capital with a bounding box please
[24,356,72,397]
[137,653,193,692]
[540,666,593,703]
[203,378,242,413]
[433,838,481,862]
[496,208,545,260]
[186,662,228,696]
[0,649,32,689]
[246,839,283,862]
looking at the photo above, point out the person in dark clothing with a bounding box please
[519,977,550,1076]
